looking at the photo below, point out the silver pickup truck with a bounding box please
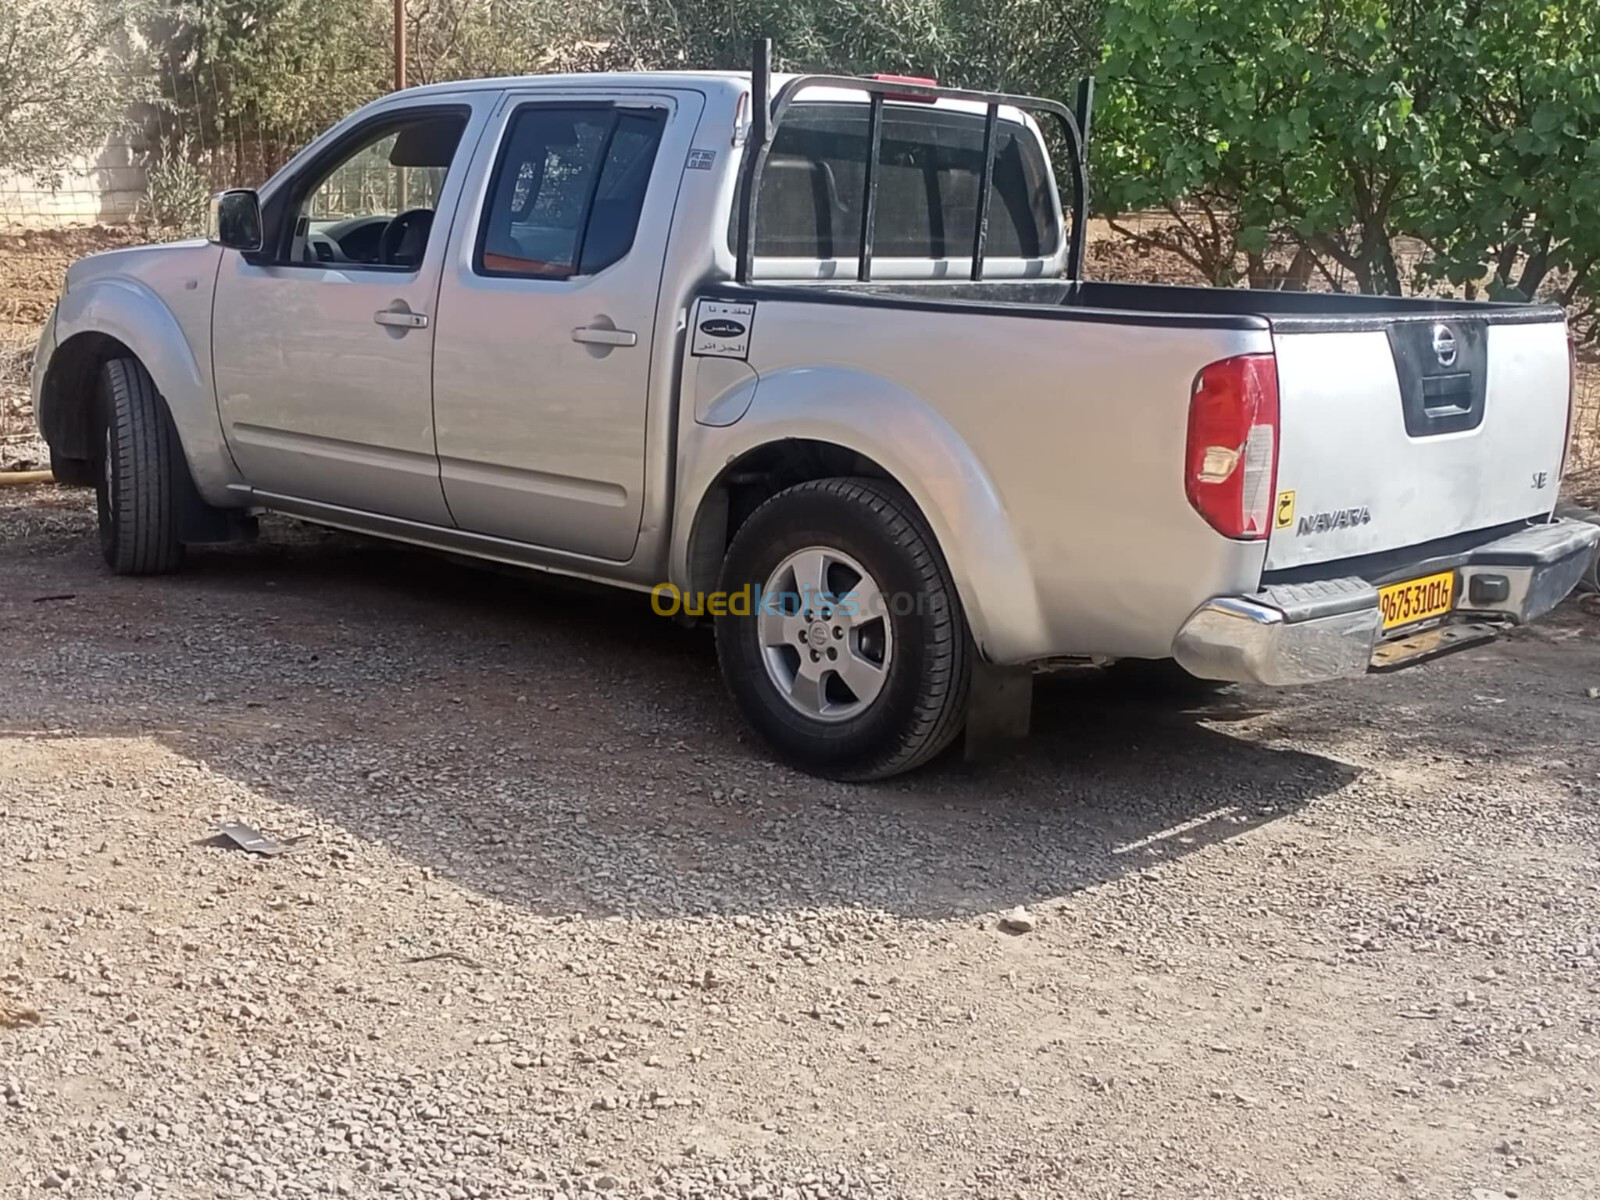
[31,52,1598,779]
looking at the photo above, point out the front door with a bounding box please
[431,90,701,561]
[212,101,486,526]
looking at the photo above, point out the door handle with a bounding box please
[571,326,637,347]
[374,309,429,329]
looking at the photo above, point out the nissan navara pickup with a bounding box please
[32,57,1599,779]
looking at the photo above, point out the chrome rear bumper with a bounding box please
[1172,519,1600,687]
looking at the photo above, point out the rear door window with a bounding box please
[746,102,1058,261]
[477,106,666,279]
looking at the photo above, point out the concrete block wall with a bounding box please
[0,133,148,230]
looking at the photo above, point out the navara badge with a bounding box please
[1297,507,1372,536]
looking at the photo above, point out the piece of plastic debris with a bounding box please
[212,821,291,856]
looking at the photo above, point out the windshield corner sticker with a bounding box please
[691,299,754,360]
[686,148,717,171]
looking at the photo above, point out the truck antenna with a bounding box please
[751,38,771,150]
[737,37,772,285]
[1067,76,1095,283]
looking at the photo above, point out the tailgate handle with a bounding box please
[1421,372,1471,415]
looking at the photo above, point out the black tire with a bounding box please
[714,477,971,781]
[1105,657,1233,701]
[95,357,185,575]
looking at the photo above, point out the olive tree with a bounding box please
[0,0,142,185]
[605,0,1102,93]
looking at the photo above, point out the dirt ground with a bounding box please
[3,488,1599,1199]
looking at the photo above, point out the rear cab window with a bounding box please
[738,100,1062,274]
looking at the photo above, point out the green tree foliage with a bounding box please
[146,0,628,182]
[1094,0,1600,310]
[1420,2,1600,307]
[404,0,616,86]
[607,0,1101,95]
[145,0,388,175]
[0,0,143,182]
[143,0,1102,193]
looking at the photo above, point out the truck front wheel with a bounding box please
[96,357,185,575]
[714,478,971,781]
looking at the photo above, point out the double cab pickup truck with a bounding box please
[32,50,1599,779]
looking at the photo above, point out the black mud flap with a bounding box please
[964,660,1033,763]
[162,400,257,545]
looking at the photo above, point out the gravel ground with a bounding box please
[3,485,1600,1200]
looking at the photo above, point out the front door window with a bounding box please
[291,114,467,269]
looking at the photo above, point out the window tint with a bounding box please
[293,113,466,268]
[747,102,1058,261]
[478,106,666,279]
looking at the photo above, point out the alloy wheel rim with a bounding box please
[758,546,894,723]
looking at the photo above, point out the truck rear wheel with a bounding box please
[96,357,185,575]
[714,477,971,780]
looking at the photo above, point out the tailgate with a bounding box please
[1265,315,1570,572]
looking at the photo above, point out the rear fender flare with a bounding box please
[674,365,1051,663]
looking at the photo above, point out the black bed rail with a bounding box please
[734,38,1094,287]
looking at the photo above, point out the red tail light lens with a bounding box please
[1186,354,1280,540]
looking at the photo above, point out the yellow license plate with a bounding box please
[1378,571,1456,631]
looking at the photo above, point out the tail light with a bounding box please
[1561,331,1577,481]
[1186,354,1280,540]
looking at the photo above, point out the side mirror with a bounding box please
[206,189,263,253]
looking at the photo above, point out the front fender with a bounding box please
[49,275,242,503]
[29,303,58,419]
[674,365,1052,664]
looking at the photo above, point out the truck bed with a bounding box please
[705,274,1573,651]
[738,277,1565,332]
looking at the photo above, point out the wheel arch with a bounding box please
[44,277,243,502]
[682,437,896,597]
[38,331,135,466]
[673,366,1053,664]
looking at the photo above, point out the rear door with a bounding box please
[1264,313,1570,571]
[431,88,702,562]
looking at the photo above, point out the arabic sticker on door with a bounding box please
[691,299,754,360]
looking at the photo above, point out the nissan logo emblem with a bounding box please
[1431,324,1458,368]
